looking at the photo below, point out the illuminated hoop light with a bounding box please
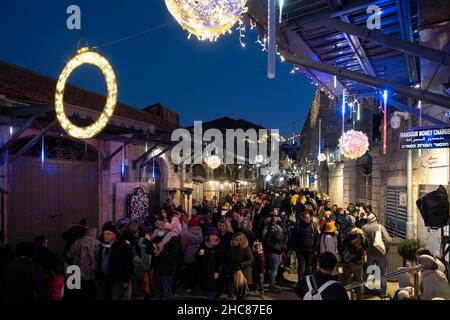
[55,47,118,139]
[165,0,248,41]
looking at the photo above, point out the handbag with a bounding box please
[373,225,386,255]
[234,270,249,298]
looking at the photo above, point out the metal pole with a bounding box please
[268,0,276,79]
[407,98,414,239]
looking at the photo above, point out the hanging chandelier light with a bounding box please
[206,155,222,169]
[164,0,248,41]
[339,130,369,160]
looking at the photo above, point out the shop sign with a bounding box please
[400,127,450,150]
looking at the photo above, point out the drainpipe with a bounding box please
[407,98,414,239]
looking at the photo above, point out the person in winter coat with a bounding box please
[136,231,153,300]
[361,213,391,295]
[339,215,368,300]
[272,193,283,213]
[230,232,254,300]
[291,212,319,283]
[181,217,204,291]
[418,255,450,300]
[319,221,338,259]
[32,235,63,297]
[67,227,99,300]
[1,241,51,301]
[263,213,287,293]
[218,220,234,298]
[241,218,256,249]
[252,241,265,297]
[96,222,133,300]
[150,229,181,300]
[197,227,224,300]
[61,218,88,260]
[334,208,347,233]
[296,252,349,300]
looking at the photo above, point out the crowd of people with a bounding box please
[0,186,449,301]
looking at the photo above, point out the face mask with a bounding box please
[156,231,165,237]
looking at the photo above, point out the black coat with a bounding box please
[151,237,180,277]
[243,231,256,249]
[296,271,349,300]
[291,220,319,253]
[1,258,51,301]
[96,240,133,283]
[219,232,233,253]
[33,245,61,276]
[197,242,224,292]
[263,224,287,254]
[230,246,254,285]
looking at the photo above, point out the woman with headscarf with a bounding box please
[229,233,254,300]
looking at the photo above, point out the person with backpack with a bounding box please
[291,211,319,284]
[229,233,254,300]
[339,215,368,300]
[296,251,349,300]
[361,212,391,295]
[319,221,339,259]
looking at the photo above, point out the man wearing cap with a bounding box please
[96,222,133,300]
[362,212,391,296]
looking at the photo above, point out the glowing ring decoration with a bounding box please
[317,153,327,162]
[165,0,248,41]
[55,47,118,139]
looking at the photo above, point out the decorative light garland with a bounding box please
[55,47,118,139]
[165,0,248,41]
[338,130,369,160]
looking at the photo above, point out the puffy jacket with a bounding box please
[340,227,368,264]
[292,220,319,252]
[263,224,287,254]
[181,226,204,264]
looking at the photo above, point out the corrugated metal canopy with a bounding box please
[283,0,420,95]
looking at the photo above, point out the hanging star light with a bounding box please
[206,155,222,169]
[55,47,118,139]
[165,0,248,41]
[338,130,369,160]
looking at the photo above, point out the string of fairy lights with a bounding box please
[47,0,377,179]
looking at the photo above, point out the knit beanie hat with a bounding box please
[207,227,219,236]
[344,215,356,226]
[102,222,117,234]
[325,220,337,234]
